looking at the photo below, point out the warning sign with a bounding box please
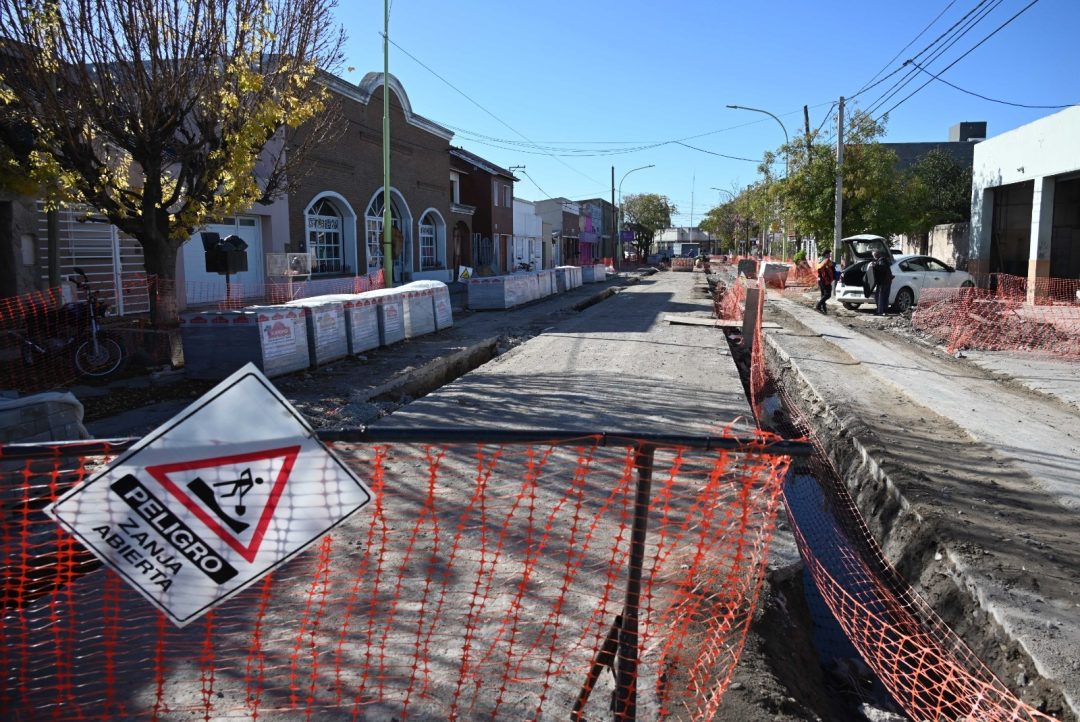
[47,364,372,627]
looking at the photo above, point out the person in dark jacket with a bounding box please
[869,251,894,316]
[814,250,835,314]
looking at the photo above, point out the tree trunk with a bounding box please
[140,232,184,367]
[142,238,180,321]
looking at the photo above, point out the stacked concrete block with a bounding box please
[467,277,508,310]
[181,306,309,379]
[407,280,454,330]
[359,288,406,346]
[555,266,583,292]
[537,269,556,297]
[582,264,607,283]
[284,298,349,367]
[521,273,540,304]
[315,294,381,354]
[0,392,89,443]
[399,284,437,338]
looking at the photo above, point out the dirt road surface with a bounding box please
[55,267,1079,720]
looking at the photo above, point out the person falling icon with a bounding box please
[213,468,263,516]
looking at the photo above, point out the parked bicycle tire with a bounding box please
[73,333,126,378]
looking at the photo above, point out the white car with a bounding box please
[835,234,974,313]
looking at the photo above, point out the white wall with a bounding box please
[971,106,1080,266]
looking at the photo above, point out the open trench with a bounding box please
[720,323,909,722]
[717,301,1070,721]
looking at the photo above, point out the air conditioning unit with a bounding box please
[266,252,314,278]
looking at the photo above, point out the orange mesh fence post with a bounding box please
[2,433,795,720]
[749,283,767,421]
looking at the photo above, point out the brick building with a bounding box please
[290,73,455,284]
[449,147,517,275]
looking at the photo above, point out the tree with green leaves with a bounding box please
[779,110,909,256]
[903,148,973,235]
[621,192,676,260]
[0,0,345,322]
[699,201,741,252]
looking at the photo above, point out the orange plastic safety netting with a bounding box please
[0,288,70,392]
[1,433,792,720]
[0,270,388,393]
[166,269,387,311]
[747,332,1059,721]
[912,274,1080,358]
[713,277,748,322]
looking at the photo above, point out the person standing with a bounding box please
[814,250,835,314]
[869,251,894,316]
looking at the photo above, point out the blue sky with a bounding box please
[334,0,1079,226]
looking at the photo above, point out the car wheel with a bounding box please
[842,302,861,311]
[893,287,915,313]
[961,280,974,288]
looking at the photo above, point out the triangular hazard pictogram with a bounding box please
[146,446,301,563]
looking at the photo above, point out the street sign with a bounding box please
[47,363,372,627]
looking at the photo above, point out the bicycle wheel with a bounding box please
[73,334,126,379]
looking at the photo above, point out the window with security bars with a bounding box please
[365,193,400,272]
[306,199,342,274]
[420,215,437,269]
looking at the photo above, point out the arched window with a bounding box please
[306,198,343,274]
[419,211,445,270]
[365,193,401,272]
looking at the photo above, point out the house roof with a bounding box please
[320,71,454,141]
[449,146,517,180]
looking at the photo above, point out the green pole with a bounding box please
[382,0,394,288]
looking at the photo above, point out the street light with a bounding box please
[726,105,789,177]
[710,187,735,202]
[618,164,655,263]
[727,104,790,259]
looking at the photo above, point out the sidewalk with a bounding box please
[764,292,1080,718]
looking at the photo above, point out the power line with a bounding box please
[877,0,1045,120]
[864,0,1004,117]
[851,0,960,98]
[674,141,760,163]
[907,60,1075,109]
[519,169,555,200]
[386,35,604,187]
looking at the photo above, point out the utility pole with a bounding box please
[689,172,695,228]
[833,96,845,261]
[804,105,812,155]
[611,166,617,270]
[381,0,393,287]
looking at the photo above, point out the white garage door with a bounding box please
[182,216,263,305]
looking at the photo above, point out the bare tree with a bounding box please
[0,0,345,321]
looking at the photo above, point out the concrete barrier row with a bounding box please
[467,264,606,311]
[180,281,454,379]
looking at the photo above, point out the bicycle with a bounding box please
[20,268,127,381]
